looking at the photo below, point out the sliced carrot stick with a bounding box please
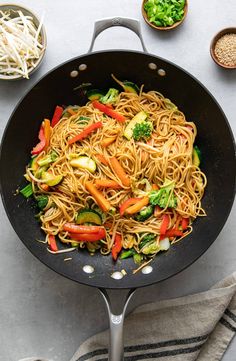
[40,183,50,191]
[109,157,130,187]
[125,196,149,215]
[43,119,51,149]
[152,184,159,190]
[96,154,109,165]
[67,108,76,116]
[95,179,122,189]
[101,136,117,147]
[85,181,111,212]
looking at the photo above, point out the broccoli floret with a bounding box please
[135,205,154,221]
[37,151,58,167]
[36,195,48,210]
[132,121,152,141]
[139,233,156,249]
[149,179,177,209]
[100,88,119,104]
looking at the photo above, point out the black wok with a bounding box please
[0,18,235,360]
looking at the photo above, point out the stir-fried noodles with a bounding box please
[20,78,207,265]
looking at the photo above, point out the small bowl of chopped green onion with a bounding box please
[210,28,236,69]
[142,0,188,31]
[0,4,47,80]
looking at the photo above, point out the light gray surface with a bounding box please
[0,0,235,360]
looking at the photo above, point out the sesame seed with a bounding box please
[214,33,236,67]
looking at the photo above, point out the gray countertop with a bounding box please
[0,1,235,360]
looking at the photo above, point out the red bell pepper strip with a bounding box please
[69,228,106,242]
[68,121,103,145]
[63,223,105,234]
[31,124,46,155]
[51,105,63,127]
[111,233,122,261]
[48,235,58,252]
[92,100,126,123]
[165,229,183,237]
[31,119,51,155]
[160,214,169,235]
[119,197,143,216]
[181,217,189,231]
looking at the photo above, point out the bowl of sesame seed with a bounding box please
[210,27,236,69]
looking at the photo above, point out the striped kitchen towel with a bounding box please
[70,272,236,361]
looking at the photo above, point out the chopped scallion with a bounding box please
[20,183,33,198]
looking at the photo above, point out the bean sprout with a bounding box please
[0,9,45,78]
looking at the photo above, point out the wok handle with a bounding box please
[88,17,147,53]
[99,288,136,361]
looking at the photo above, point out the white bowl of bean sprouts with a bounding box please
[0,4,46,80]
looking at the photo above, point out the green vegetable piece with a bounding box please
[30,156,38,171]
[62,106,80,118]
[132,121,153,142]
[135,205,154,221]
[192,145,201,167]
[92,206,106,222]
[36,195,48,210]
[124,110,148,140]
[41,172,63,186]
[122,81,139,94]
[71,241,79,247]
[78,116,90,122]
[141,241,160,255]
[76,209,102,225]
[20,183,33,198]
[120,249,136,259]
[144,0,185,28]
[139,233,156,249]
[70,156,96,173]
[87,89,105,101]
[149,179,177,209]
[37,151,58,167]
[100,88,119,104]
[133,253,144,264]
[34,165,47,179]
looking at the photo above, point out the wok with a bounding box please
[0,18,235,360]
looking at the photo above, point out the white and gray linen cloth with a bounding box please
[20,272,236,361]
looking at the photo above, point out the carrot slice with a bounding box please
[96,154,109,166]
[68,121,102,145]
[43,119,51,149]
[101,136,117,147]
[85,181,111,212]
[67,108,76,116]
[109,157,130,187]
[95,179,122,189]
[40,183,50,192]
[125,196,149,215]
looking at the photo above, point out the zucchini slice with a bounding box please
[87,89,105,101]
[192,145,201,167]
[41,172,63,186]
[76,209,102,225]
[123,81,139,94]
